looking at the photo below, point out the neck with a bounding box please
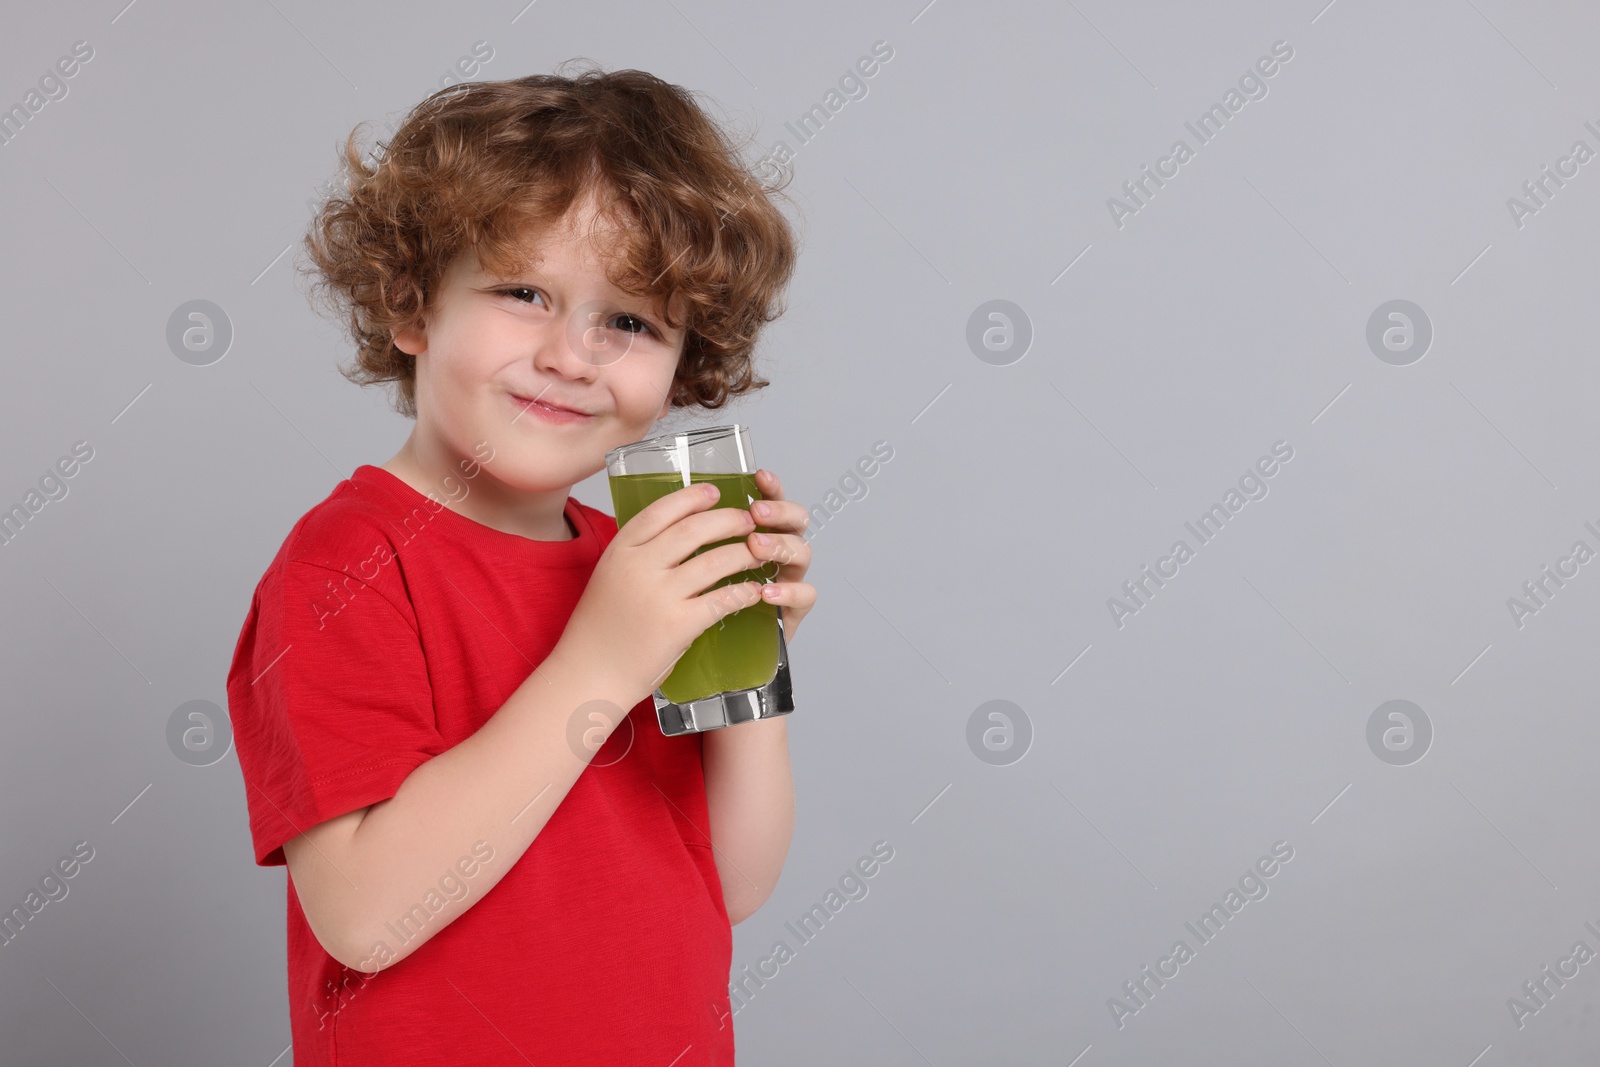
[381,432,574,542]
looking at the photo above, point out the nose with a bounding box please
[532,306,606,382]
[558,300,644,373]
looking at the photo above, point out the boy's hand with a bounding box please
[556,480,773,706]
[745,468,815,642]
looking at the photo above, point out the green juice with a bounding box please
[609,471,781,704]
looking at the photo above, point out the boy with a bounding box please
[225,66,816,1065]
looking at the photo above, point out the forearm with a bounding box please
[701,715,795,924]
[290,639,639,970]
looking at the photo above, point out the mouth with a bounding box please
[510,392,596,424]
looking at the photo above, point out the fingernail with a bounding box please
[752,532,771,547]
[752,502,770,518]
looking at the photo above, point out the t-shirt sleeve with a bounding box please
[227,559,445,867]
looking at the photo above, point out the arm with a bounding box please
[283,639,634,971]
[702,715,795,924]
[701,467,814,924]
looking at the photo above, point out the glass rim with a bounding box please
[604,423,747,465]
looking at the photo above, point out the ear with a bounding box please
[392,318,427,356]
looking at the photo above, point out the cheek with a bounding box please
[612,353,679,414]
[437,342,502,404]
[421,354,500,444]
[430,360,478,418]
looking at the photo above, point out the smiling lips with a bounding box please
[511,392,595,423]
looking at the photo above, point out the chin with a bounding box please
[491,451,594,493]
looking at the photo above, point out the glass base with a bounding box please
[653,606,795,736]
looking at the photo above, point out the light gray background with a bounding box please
[3,1,1597,1064]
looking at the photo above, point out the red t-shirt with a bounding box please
[225,464,736,1066]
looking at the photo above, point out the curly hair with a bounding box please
[299,61,799,419]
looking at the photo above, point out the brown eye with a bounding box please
[612,313,653,336]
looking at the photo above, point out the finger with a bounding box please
[617,480,723,546]
[677,541,766,594]
[653,503,763,570]
[760,581,816,611]
[692,578,765,629]
[749,496,808,535]
[751,469,809,534]
[748,531,809,577]
[630,493,756,568]
[755,468,785,501]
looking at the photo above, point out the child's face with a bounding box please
[394,193,685,491]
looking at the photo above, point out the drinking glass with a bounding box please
[605,424,795,736]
